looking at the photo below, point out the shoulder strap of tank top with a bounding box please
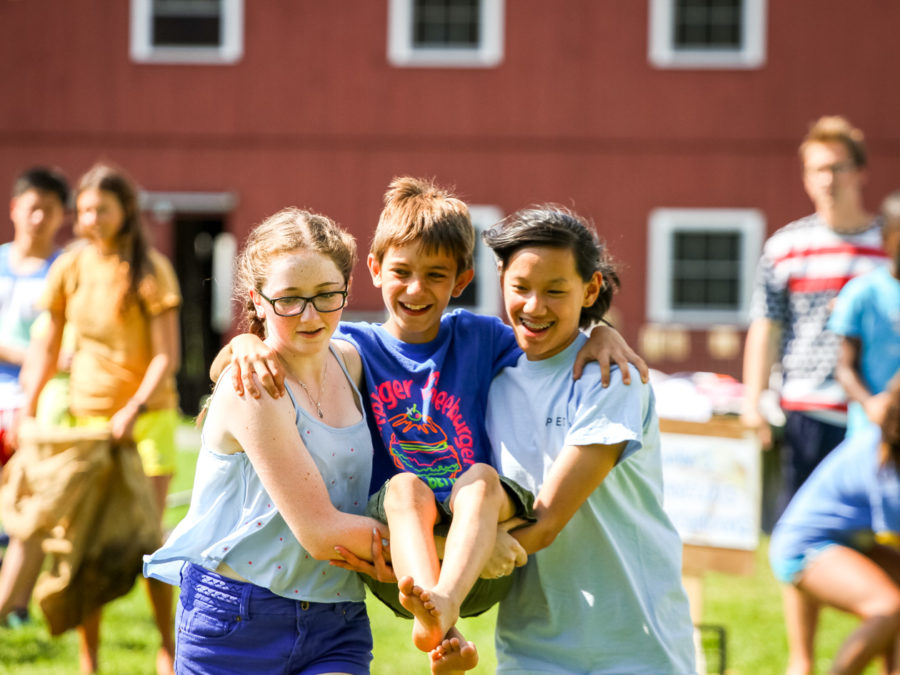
[328,342,366,416]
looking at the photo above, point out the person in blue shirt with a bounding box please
[830,192,900,438]
[334,205,693,674]
[0,166,68,628]
[215,177,647,670]
[770,379,900,675]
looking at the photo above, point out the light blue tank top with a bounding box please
[144,346,374,602]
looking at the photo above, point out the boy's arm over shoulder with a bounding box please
[574,324,649,386]
[210,333,284,399]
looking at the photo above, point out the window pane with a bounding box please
[671,231,741,309]
[673,0,743,49]
[711,232,739,259]
[413,0,481,48]
[152,0,222,48]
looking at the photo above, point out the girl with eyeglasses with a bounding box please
[145,207,386,674]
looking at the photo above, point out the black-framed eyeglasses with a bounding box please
[258,289,348,317]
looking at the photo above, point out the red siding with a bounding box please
[3,0,900,377]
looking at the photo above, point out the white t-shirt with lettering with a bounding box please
[486,332,695,674]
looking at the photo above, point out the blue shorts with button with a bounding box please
[175,563,372,675]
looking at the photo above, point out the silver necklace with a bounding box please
[297,357,328,419]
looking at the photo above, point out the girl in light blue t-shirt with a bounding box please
[432,206,695,673]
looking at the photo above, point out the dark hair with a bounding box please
[12,166,69,206]
[76,163,153,306]
[482,205,619,328]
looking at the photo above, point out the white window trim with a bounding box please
[648,0,767,69]
[646,208,764,326]
[130,0,244,65]
[461,205,503,316]
[141,191,238,214]
[388,0,504,68]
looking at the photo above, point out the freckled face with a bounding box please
[501,246,601,361]
[251,249,346,356]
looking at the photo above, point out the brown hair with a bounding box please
[370,176,474,274]
[76,163,154,309]
[799,115,867,169]
[234,207,356,338]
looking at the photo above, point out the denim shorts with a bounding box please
[770,542,838,585]
[175,563,372,675]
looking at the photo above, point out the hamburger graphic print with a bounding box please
[388,404,463,489]
[336,312,521,502]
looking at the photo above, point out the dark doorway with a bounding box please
[172,214,225,415]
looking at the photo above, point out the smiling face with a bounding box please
[251,249,346,357]
[501,246,601,361]
[367,243,474,343]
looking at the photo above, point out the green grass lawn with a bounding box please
[0,420,879,673]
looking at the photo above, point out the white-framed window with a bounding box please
[388,0,504,68]
[648,0,766,69]
[647,208,764,325]
[448,205,503,316]
[130,0,244,64]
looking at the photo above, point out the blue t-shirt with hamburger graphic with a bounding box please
[337,309,519,501]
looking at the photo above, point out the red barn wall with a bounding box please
[2,0,900,379]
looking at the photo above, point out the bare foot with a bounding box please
[430,627,479,674]
[398,576,458,652]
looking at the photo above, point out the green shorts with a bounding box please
[363,472,535,619]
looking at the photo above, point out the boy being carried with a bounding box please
[215,177,646,667]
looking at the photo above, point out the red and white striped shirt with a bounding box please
[750,213,887,420]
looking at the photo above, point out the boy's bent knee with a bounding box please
[450,463,505,505]
[457,463,500,486]
[384,472,435,511]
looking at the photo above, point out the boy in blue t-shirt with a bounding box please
[830,192,900,437]
[215,177,645,666]
[0,166,68,628]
